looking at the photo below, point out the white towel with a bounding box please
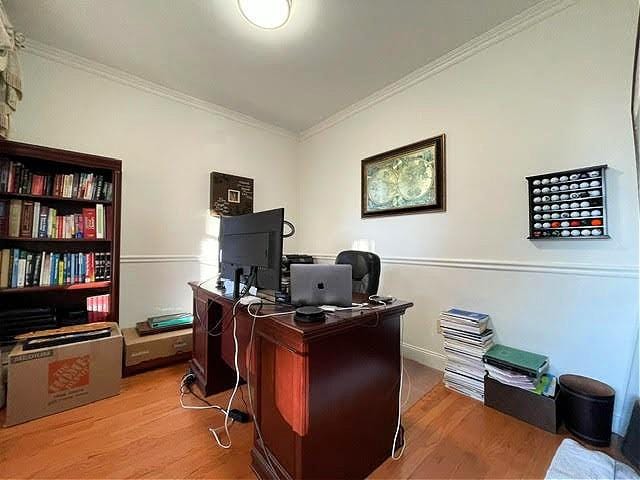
[546,438,639,480]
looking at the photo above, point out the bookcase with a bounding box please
[0,139,121,337]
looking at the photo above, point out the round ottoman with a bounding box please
[559,374,615,446]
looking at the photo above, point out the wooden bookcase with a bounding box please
[0,139,122,327]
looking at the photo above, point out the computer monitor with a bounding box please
[219,208,284,298]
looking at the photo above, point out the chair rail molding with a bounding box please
[311,254,639,279]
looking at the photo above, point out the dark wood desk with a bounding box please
[188,282,413,479]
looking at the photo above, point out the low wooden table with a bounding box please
[188,282,413,479]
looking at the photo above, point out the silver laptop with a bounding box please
[290,264,352,307]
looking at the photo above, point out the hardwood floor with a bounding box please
[0,361,621,479]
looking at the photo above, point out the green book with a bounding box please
[483,344,548,376]
[148,313,193,329]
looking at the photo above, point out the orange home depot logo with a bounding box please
[48,355,90,393]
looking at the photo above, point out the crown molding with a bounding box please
[24,39,297,139]
[312,254,638,279]
[300,0,577,140]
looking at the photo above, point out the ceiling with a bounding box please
[5,0,541,133]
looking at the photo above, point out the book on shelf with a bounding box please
[0,248,111,289]
[0,199,7,235]
[0,158,113,201]
[87,293,110,322]
[0,199,107,239]
[440,308,494,402]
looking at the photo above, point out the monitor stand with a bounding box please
[233,268,244,299]
[231,266,258,299]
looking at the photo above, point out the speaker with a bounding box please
[622,400,640,471]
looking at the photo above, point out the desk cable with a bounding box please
[179,292,250,450]
[245,301,296,478]
[391,313,406,460]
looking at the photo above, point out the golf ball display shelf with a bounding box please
[527,165,608,240]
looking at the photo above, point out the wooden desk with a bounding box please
[188,282,413,479]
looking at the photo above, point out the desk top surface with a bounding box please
[189,281,413,340]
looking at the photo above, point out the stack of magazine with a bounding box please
[483,344,556,397]
[440,308,494,401]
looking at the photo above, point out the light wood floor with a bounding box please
[0,361,619,479]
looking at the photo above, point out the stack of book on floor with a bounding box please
[440,308,494,401]
[483,344,556,397]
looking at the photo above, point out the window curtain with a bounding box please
[0,0,23,139]
[633,10,640,202]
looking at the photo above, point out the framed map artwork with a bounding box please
[361,134,446,218]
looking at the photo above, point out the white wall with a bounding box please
[297,0,639,433]
[9,50,300,328]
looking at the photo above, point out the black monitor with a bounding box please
[219,208,284,298]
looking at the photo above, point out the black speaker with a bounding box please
[622,400,640,471]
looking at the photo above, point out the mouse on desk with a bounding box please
[369,295,394,305]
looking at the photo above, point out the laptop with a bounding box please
[290,264,352,307]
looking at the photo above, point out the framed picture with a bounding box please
[227,189,240,203]
[361,134,445,218]
[209,172,254,216]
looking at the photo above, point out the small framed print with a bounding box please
[209,172,253,216]
[228,189,240,203]
[361,134,446,218]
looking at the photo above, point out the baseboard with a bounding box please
[402,342,446,371]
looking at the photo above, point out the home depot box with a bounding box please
[122,327,192,376]
[5,323,122,426]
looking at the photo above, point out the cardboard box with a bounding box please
[122,327,192,376]
[5,323,122,426]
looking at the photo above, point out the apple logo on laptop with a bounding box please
[317,282,325,290]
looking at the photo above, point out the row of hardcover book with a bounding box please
[0,199,108,239]
[87,294,111,322]
[0,159,113,201]
[0,249,111,289]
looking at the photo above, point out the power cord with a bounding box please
[391,314,406,460]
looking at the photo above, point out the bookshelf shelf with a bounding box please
[0,191,112,204]
[0,139,121,336]
[0,281,111,294]
[0,236,111,242]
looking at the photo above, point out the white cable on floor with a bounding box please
[207,296,244,449]
[401,362,413,410]
[391,314,406,460]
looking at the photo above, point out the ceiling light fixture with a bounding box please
[237,0,291,29]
